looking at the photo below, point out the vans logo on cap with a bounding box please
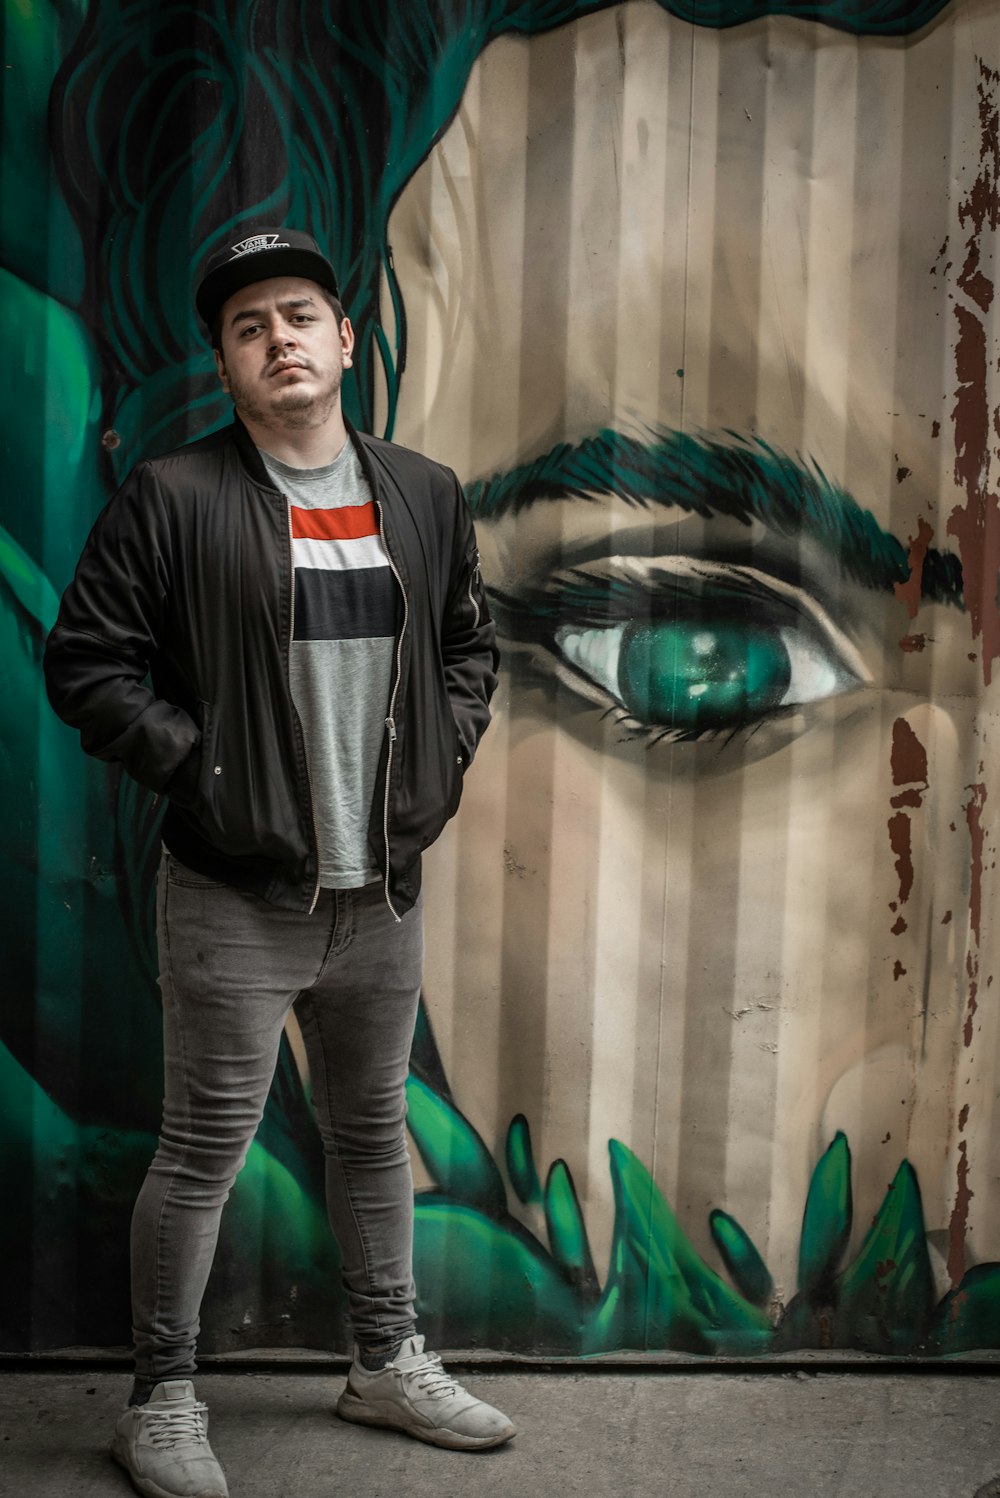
[229,234,290,258]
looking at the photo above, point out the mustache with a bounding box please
[265,356,312,377]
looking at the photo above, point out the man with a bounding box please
[43,227,512,1498]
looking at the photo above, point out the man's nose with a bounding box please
[267,321,297,352]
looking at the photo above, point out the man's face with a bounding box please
[386,0,999,1291]
[214,275,353,429]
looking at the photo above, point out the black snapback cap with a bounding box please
[195,227,340,333]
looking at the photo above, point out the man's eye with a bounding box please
[556,614,854,734]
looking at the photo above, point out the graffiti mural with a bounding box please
[2,0,1000,1359]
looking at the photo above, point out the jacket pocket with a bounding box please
[446,716,464,817]
[195,701,221,819]
[164,700,215,812]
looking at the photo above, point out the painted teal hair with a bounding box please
[51,0,951,480]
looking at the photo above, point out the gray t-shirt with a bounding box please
[260,443,397,888]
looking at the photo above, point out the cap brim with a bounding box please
[196,248,340,331]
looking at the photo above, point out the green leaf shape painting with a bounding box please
[406,1074,507,1216]
[544,1159,599,1299]
[928,1264,1000,1355]
[780,1155,936,1354]
[0,268,104,589]
[408,1074,994,1357]
[0,0,85,303]
[709,1210,774,1309]
[0,523,60,636]
[585,1141,773,1356]
[6,965,997,1358]
[505,1113,543,1206]
[413,1197,582,1353]
[833,1160,935,1354]
[797,1131,853,1296]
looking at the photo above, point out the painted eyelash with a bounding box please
[492,563,799,638]
[496,556,869,680]
[596,699,768,750]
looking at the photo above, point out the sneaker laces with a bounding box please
[404,1352,461,1401]
[144,1402,210,1450]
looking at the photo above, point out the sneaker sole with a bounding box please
[336,1392,516,1451]
[109,1438,229,1498]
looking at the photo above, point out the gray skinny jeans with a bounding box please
[131,852,421,1381]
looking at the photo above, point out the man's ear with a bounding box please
[340,315,355,370]
[214,349,230,393]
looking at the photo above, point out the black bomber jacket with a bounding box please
[43,414,499,915]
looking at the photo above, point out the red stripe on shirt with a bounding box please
[290,502,379,542]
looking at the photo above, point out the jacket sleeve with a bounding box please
[440,470,500,767]
[43,461,201,797]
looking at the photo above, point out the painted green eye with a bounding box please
[556,606,858,735]
[618,621,792,731]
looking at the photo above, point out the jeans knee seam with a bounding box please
[338,1154,384,1328]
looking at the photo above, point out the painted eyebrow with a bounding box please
[464,428,963,605]
[229,298,319,327]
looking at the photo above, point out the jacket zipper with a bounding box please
[468,547,482,627]
[285,498,322,914]
[376,497,408,922]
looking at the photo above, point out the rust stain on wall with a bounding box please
[893,518,933,620]
[961,779,987,1047]
[947,1138,973,1287]
[965,781,988,946]
[887,812,914,905]
[891,717,928,789]
[946,60,1000,685]
[964,965,978,1047]
[899,633,927,652]
[886,720,928,917]
[959,239,994,315]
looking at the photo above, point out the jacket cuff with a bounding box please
[164,742,203,809]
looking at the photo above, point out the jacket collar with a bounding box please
[230,410,277,488]
[230,408,375,491]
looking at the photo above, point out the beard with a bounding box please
[224,356,344,430]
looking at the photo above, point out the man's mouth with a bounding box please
[268,360,308,377]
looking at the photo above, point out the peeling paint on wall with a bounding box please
[894,519,934,621]
[947,60,1000,685]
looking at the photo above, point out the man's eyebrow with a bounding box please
[229,297,318,326]
[464,428,963,605]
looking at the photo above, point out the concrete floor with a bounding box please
[3,1367,1000,1498]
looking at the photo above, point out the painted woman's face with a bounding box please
[385,1,1000,1291]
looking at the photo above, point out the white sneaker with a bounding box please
[337,1335,516,1450]
[110,1380,229,1498]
